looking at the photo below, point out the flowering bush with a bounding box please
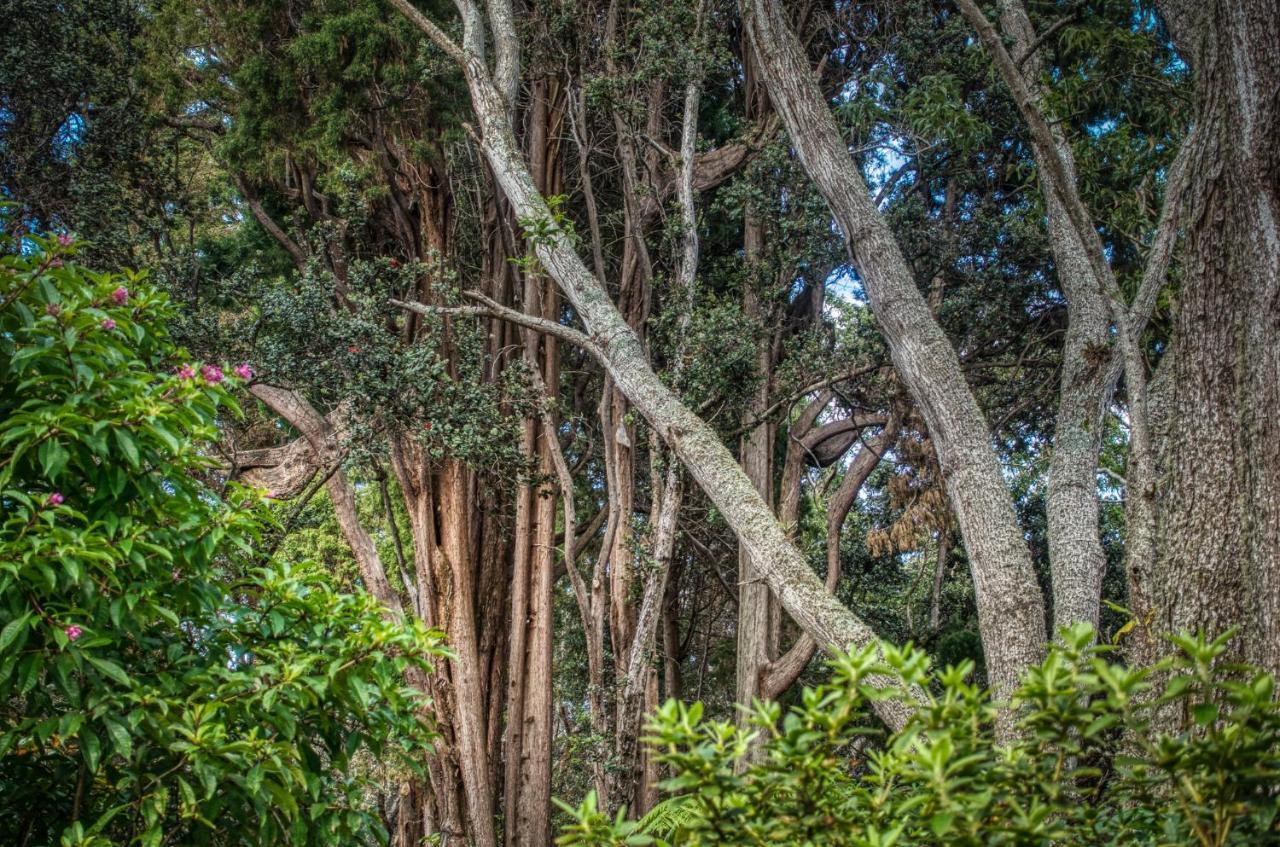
[0,235,446,847]
[559,625,1280,846]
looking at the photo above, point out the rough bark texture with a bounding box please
[740,0,1047,699]
[1149,0,1280,676]
[957,0,1161,643]
[991,0,1111,634]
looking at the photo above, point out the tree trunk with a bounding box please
[739,0,1047,701]
[734,214,776,725]
[1148,0,1280,676]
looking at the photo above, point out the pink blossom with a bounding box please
[49,258,64,268]
[65,625,82,642]
[177,364,196,380]
[101,318,117,330]
[45,303,60,316]
[57,233,75,247]
[201,364,224,383]
[233,363,254,380]
[47,492,65,506]
[111,286,129,305]
[263,490,278,500]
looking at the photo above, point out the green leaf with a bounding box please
[87,655,132,687]
[38,439,70,480]
[82,730,102,772]
[929,812,955,837]
[1192,702,1219,726]
[0,612,31,652]
[104,718,133,760]
[113,428,140,468]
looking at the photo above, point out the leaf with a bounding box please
[39,439,70,480]
[1192,702,1219,726]
[929,812,955,837]
[0,612,31,652]
[114,428,140,468]
[82,730,102,772]
[104,718,132,760]
[87,655,132,687]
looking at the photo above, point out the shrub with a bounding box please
[559,625,1280,846]
[0,234,445,846]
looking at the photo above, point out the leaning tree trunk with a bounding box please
[388,0,921,732]
[1148,0,1280,677]
[739,0,1047,701]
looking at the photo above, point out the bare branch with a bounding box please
[391,296,603,359]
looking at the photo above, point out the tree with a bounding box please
[1145,0,1280,678]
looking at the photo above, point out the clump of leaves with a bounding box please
[559,624,1280,846]
[0,234,446,846]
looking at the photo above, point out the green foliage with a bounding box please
[0,236,446,846]
[559,624,1280,846]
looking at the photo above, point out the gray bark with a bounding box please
[989,0,1111,634]
[1148,0,1280,676]
[740,0,1046,700]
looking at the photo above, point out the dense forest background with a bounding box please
[2,0,1277,844]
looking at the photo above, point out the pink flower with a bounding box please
[263,490,278,500]
[201,364,224,383]
[65,625,82,642]
[57,233,75,247]
[177,364,196,380]
[111,286,128,305]
[101,318,117,330]
[49,258,64,268]
[233,363,254,380]
[45,303,60,316]
[48,492,65,506]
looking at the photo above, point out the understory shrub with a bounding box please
[0,235,446,847]
[559,625,1280,846]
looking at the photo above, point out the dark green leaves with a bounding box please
[0,240,445,847]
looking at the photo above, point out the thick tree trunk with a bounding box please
[1149,0,1280,676]
[739,0,1047,700]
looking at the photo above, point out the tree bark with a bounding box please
[1148,0,1280,676]
[739,0,1047,701]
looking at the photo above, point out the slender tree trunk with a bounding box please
[735,214,776,725]
[739,0,1046,703]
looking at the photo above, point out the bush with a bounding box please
[559,625,1280,846]
[0,235,445,846]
